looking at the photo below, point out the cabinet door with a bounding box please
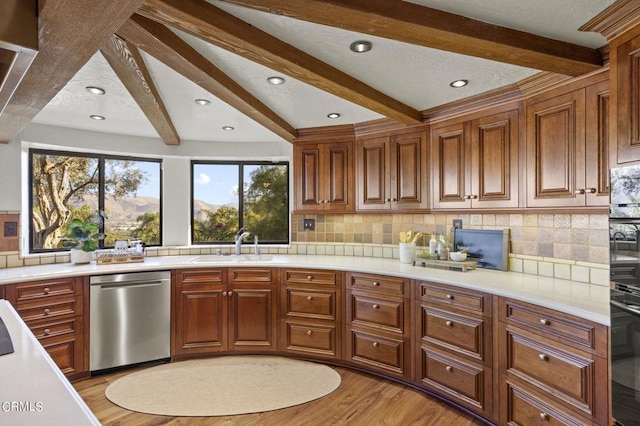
[614,32,640,164]
[324,141,354,212]
[584,80,610,206]
[431,122,470,209]
[174,285,228,355]
[392,131,428,210]
[526,89,586,207]
[470,110,519,208]
[229,284,277,351]
[356,136,390,210]
[294,144,322,211]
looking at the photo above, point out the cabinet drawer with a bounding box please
[348,273,408,296]
[284,289,336,320]
[28,316,79,340]
[177,269,226,285]
[419,347,491,416]
[17,297,81,322]
[503,326,601,420]
[229,268,276,283]
[500,298,606,355]
[39,332,84,377]
[418,282,490,315]
[283,321,338,357]
[419,305,490,363]
[349,330,405,374]
[501,376,590,426]
[283,269,338,286]
[350,294,405,333]
[8,278,81,305]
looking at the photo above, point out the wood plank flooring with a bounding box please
[74,363,485,425]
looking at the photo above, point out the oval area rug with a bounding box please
[105,355,342,416]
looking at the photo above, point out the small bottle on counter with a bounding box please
[429,234,437,255]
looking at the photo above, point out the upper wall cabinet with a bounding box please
[294,140,354,213]
[355,127,429,212]
[431,107,520,210]
[525,73,609,208]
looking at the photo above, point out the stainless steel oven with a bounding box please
[611,165,640,425]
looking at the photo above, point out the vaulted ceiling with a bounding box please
[0,0,616,145]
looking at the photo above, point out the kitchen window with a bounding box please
[191,161,289,245]
[29,149,162,253]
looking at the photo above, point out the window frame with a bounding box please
[190,160,290,246]
[28,148,163,254]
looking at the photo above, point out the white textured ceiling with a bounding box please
[32,0,615,143]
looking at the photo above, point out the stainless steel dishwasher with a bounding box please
[90,271,171,372]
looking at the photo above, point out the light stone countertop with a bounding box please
[0,300,100,425]
[0,254,610,325]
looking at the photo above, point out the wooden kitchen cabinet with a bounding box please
[525,72,609,207]
[415,281,494,420]
[355,128,429,211]
[294,140,354,213]
[173,267,278,359]
[345,272,411,378]
[431,107,520,210]
[280,269,342,359]
[497,297,609,425]
[5,277,88,380]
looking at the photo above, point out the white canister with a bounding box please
[399,242,416,264]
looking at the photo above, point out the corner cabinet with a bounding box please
[5,277,89,380]
[355,128,429,212]
[294,140,354,213]
[525,72,609,207]
[431,106,520,210]
[173,268,278,359]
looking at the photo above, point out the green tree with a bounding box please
[32,153,145,249]
[193,206,239,242]
[132,212,160,245]
[244,165,288,241]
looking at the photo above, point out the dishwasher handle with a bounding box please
[98,280,168,290]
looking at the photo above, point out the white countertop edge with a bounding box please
[0,254,610,325]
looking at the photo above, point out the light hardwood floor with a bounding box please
[74,362,486,426]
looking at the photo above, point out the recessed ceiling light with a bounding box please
[450,79,469,88]
[267,76,285,85]
[350,40,372,53]
[89,115,105,120]
[85,86,105,95]
[327,113,341,119]
[195,99,211,106]
[222,126,235,131]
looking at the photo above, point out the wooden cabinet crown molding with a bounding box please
[580,0,640,41]
[294,124,355,143]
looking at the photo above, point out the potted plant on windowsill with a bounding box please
[62,214,106,264]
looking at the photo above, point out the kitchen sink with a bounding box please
[189,254,276,263]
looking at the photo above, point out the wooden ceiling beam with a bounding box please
[0,0,146,144]
[101,35,180,146]
[117,14,297,142]
[220,0,604,77]
[138,0,421,125]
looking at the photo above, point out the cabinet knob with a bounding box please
[372,342,379,348]
[539,318,550,325]
[43,328,50,335]
[464,195,471,200]
[386,198,391,202]
[392,198,397,202]
[445,294,454,300]
[587,188,597,194]
[307,296,313,301]
[445,320,453,327]
[539,412,549,421]
[223,291,228,296]
[307,275,313,281]
[373,304,380,309]
[43,287,50,294]
[372,281,380,287]
[43,308,50,315]
[538,353,548,361]
[471,194,478,199]
[574,188,586,194]
[228,291,233,296]
[445,366,453,372]
[307,330,313,336]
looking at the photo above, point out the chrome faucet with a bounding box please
[235,228,251,255]
[612,231,627,254]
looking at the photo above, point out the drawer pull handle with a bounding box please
[307,296,313,301]
[539,318,550,325]
[445,294,454,300]
[307,275,313,281]
[445,366,453,372]
[539,412,549,421]
[307,330,312,336]
[44,308,51,315]
[44,329,50,335]
[43,287,50,294]
[539,353,548,361]
[373,304,380,309]
[372,281,379,287]
[372,342,379,348]
[445,320,453,327]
